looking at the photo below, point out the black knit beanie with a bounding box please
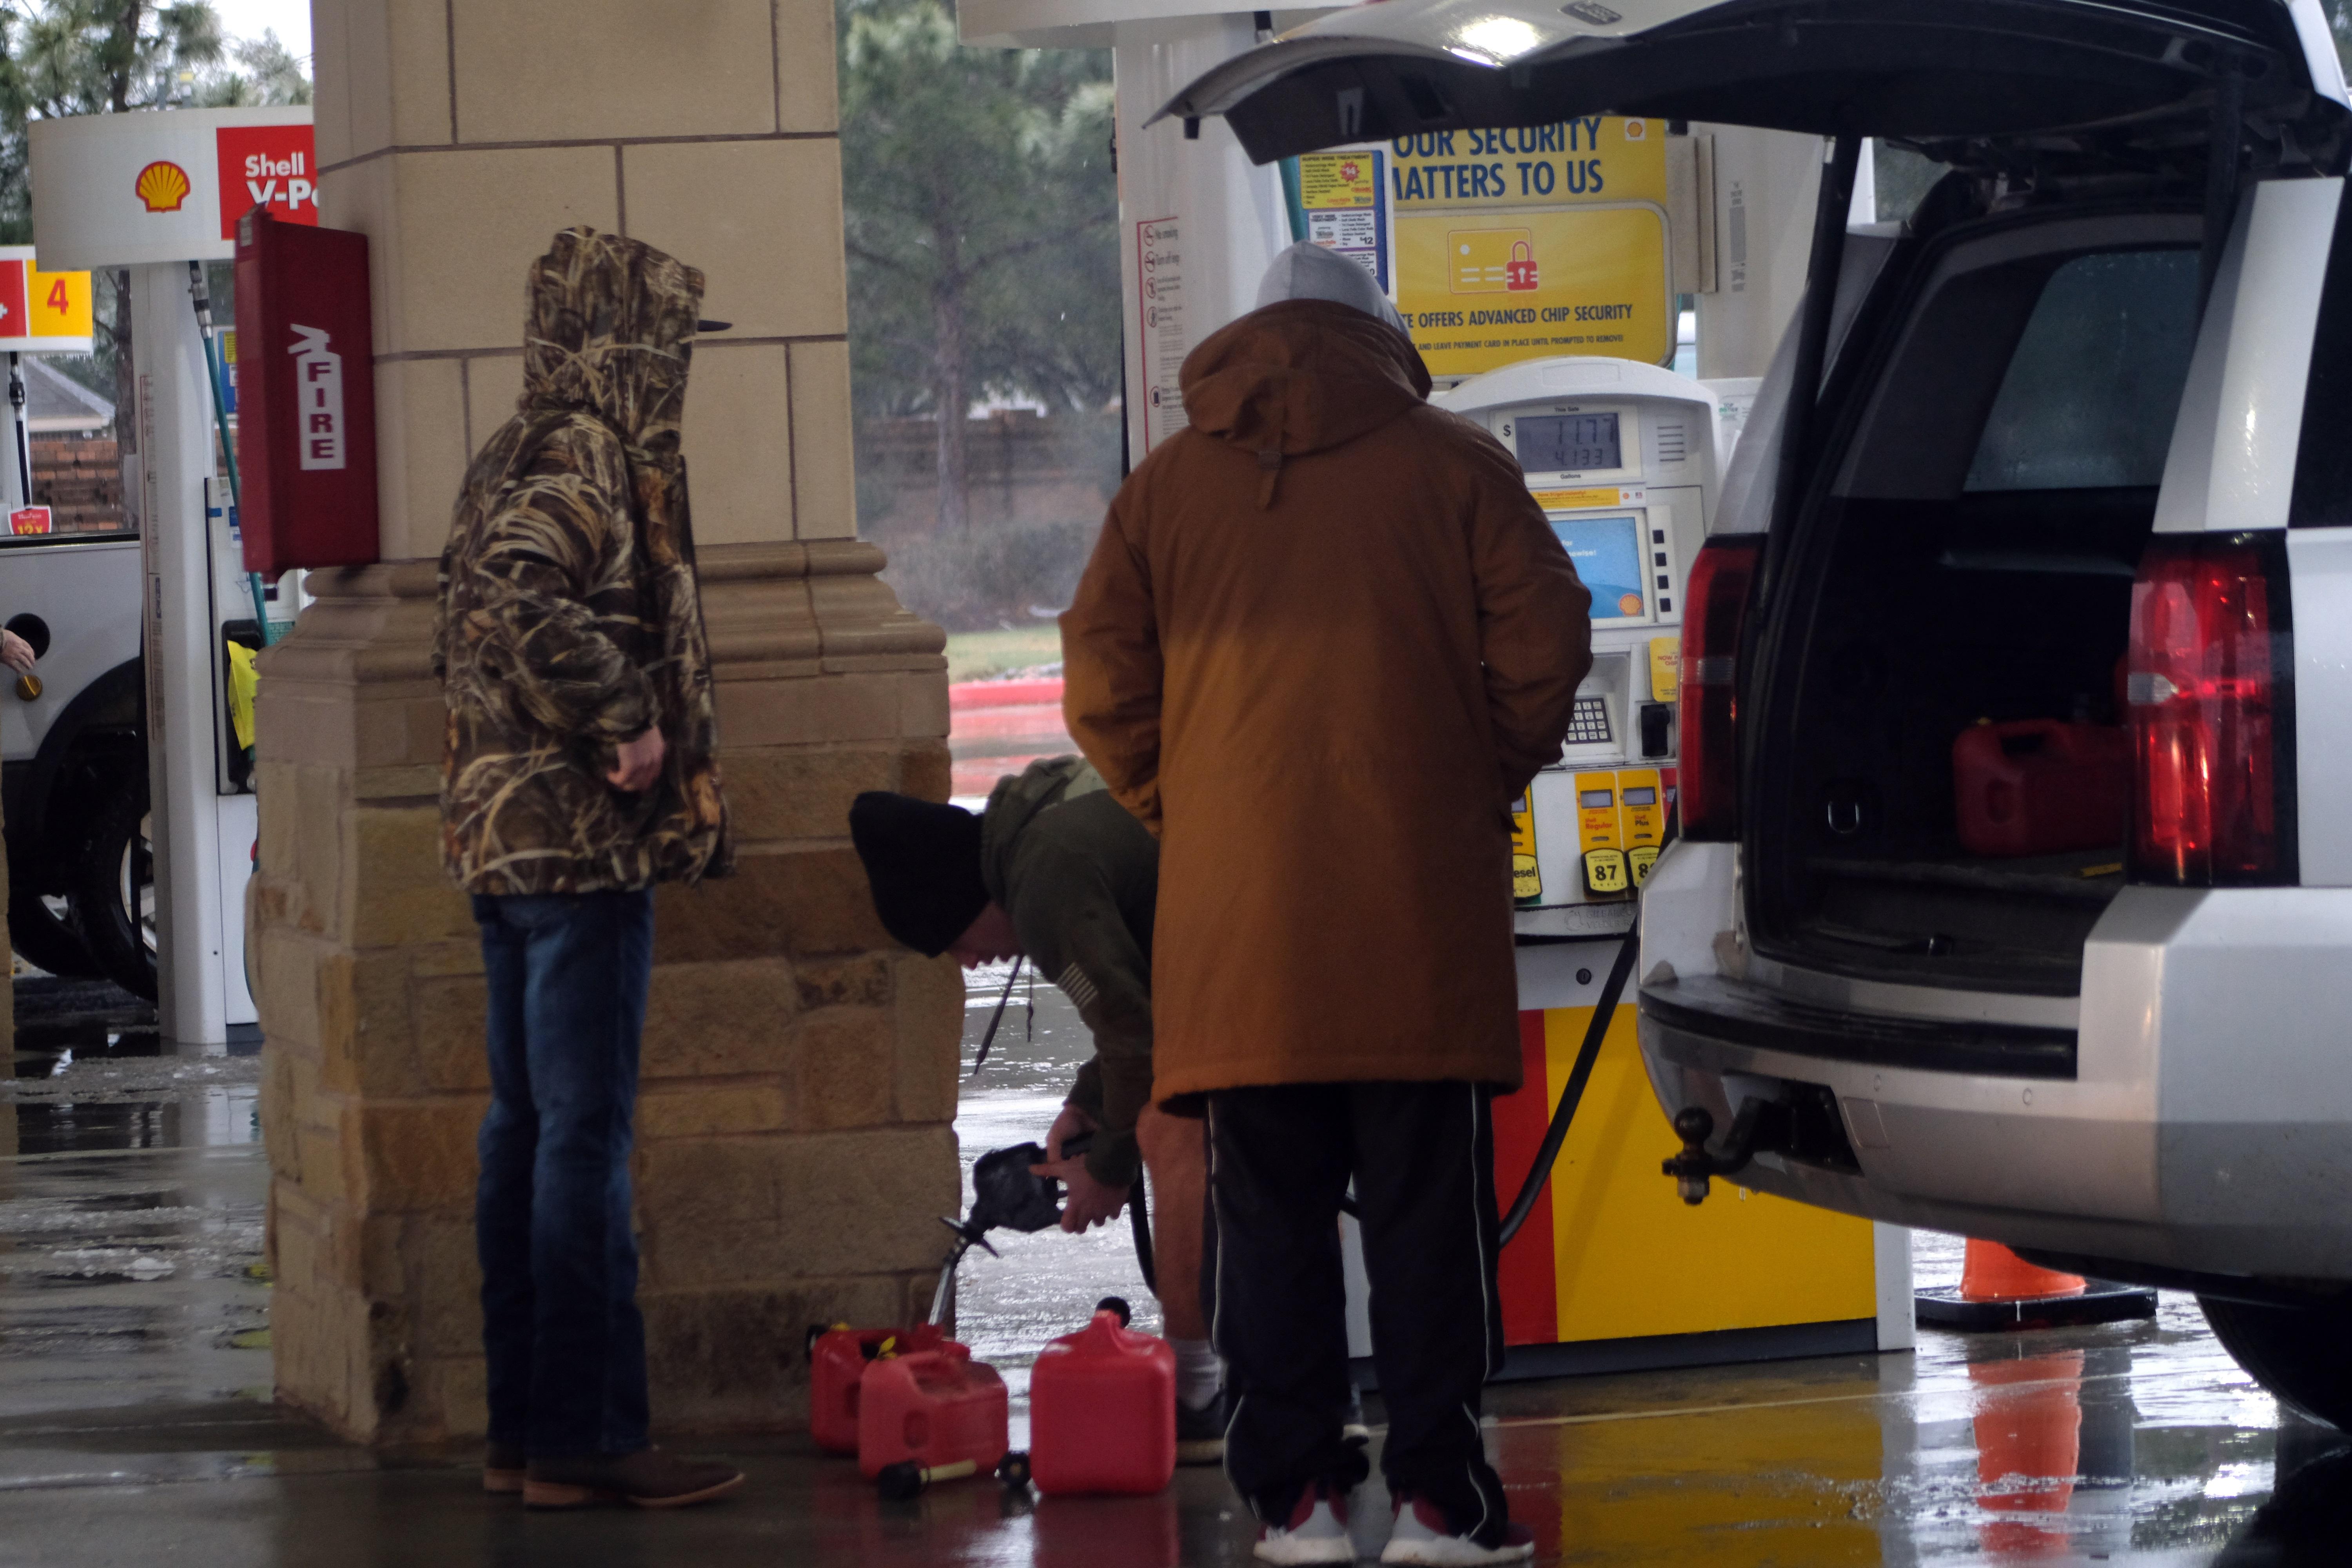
[848,791,990,957]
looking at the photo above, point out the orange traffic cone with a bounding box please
[1960,1241,2085,1304]
[1917,1238,2154,1330]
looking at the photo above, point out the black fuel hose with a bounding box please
[1495,916,1639,1247]
[1496,818,1675,1248]
[1127,1177,1155,1295]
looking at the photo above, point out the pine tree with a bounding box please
[839,0,1115,531]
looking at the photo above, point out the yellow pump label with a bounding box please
[1576,773,1629,897]
[1510,789,1542,905]
[1648,637,1681,702]
[1620,769,1664,887]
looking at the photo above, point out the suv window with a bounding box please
[1963,249,2199,493]
[2292,183,2352,528]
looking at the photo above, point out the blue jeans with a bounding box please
[472,889,655,1459]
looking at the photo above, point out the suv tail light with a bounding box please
[2125,533,2294,885]
[1677,536,1763,840]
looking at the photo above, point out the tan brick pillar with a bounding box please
[254,0,961,1442]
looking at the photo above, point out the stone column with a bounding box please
[255,0,960,1442]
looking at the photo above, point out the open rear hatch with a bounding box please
[1165,0,2342,1004]
[1156,0,2348,166]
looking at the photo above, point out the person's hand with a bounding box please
[1031,1151,1129,1233]
[1045,1102,1097,1162]
[607,727,666,792]
[1,629,33,675]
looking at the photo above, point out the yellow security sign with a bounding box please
[1398,207,1669,377]
[1388,118,1667,210]
[1389,118,1672,378]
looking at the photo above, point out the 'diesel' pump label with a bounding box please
[1510,789,1542,904]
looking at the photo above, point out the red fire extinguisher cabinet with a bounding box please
[233,206,379,575]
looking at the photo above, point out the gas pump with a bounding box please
[1436,358,1715,931]
[28,106,318,1047]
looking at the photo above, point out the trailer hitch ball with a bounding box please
[1662,1106,1718,1206]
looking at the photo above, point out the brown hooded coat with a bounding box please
[1060,299,1593,1100]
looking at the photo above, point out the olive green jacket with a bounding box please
[434,228,730,894]
[982,757,1158,1189]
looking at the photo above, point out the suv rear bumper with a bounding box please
[1635,841,2352,1281]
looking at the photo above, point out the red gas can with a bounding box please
[856,1348,1009,1481]
[1029,1310,1177,1496]
[1952,719,2130,858]
[809,1325,966,1456]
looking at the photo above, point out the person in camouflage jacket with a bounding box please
[434,228,739,1510]
[436,227,731,894]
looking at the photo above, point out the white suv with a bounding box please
[1168,0,2352,1425]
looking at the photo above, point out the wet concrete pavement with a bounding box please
[3,970,2350,1564]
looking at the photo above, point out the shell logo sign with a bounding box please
[135,160,191,213]
[27,107,315,269]
[214,125,317,237]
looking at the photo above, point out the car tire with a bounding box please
[71,777,156,1002]
[7,886,99,978]
[2199,1294,2352,1430]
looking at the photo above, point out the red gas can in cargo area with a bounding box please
[1952,719,2130,858]
[809,1325,967,1456]
[856,1348,1009,1481]
[1029,1310,1176,1496]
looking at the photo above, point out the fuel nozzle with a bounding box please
[1662,1107,1718,1205]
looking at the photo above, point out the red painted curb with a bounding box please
[949,678,1065,711]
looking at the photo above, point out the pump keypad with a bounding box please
[1565,696,1613,745]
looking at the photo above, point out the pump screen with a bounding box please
[1623,787,1658,806]
[1551,514,1648,622]
[1580,789,1615,808]
[1518,412,1621,472]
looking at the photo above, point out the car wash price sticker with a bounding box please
[1388,118,1671,377]
[1296,149,1389,290]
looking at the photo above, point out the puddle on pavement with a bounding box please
[8,978,261,1159]
[0,965,2343,1560]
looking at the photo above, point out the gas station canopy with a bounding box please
[1154,0,2352,164]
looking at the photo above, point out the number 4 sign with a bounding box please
[0,247,93,353]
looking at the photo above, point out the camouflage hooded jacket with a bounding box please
[433,228,731,894]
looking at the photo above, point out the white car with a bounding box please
[1170,0,2352,1426]
[4,530,156,997]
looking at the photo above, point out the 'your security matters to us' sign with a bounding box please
[1388,118,1671,378]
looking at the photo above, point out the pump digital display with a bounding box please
[1579,789,1615,808]
[1550,514,1649,622]
[1623,786,1658,806]
[1518,412,1621,472]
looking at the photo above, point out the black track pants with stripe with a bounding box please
[1207,1081,1509,1543]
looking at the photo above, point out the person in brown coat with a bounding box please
[1061,242,1592,1566]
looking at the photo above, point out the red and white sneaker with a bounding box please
[1378,1495,1534,1565]
[1254,1482,1357,1564]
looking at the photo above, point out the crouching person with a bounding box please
[436,229,741,1510]
[850,756,1227,1460]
